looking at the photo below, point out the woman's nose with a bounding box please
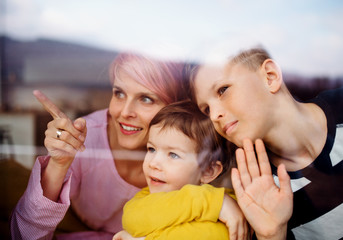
[121,100,137,118]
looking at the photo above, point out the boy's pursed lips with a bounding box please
[223,120,238,136]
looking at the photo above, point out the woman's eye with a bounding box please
[218,86,228,96]
[114,90,125,99]
[141,96,154,104]
[169,152,180,159]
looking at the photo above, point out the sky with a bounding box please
[1,0,343,77]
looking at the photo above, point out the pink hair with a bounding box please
[109,52,186,104]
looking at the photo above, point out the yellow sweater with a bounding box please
[122,184,234,240]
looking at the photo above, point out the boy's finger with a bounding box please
[235,148,252,187]
[33,90,68,119]
[277,164,293,196]
[243,139,260,179]
[231,168,251,210]
[255,139,272,175]
[231,168,244,197]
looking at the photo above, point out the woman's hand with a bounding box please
[113,230,145,240]
[219,194,249,240]
[34,90,87,167]
[44,117,86,166]
[231,139,293,240]
[33,90,87,201]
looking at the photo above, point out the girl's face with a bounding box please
[194,63,274,147]
[108,70,166,150]
[143,125,203,194]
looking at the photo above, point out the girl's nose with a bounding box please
[148,154,162,170]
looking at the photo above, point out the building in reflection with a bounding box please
[1,35,343,168]
[0,36,117,167]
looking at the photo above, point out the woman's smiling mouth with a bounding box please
[120,123,143,135]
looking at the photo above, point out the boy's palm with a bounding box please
[233,168,292,236]
[231,139,293,240]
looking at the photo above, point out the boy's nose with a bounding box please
[210,105,223,122]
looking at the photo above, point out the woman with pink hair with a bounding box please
[10,52,187,240]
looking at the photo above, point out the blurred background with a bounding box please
[1,0,343,238]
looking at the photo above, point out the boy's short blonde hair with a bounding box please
[185,47,272,103]
[229,47,271,71]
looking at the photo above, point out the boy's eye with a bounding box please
[141,96,154,104]
[169,152,180,159]
[204,106,210,116]
[147,147,155,153]
[218,86,228,96]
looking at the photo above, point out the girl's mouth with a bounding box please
[150,176,166,184]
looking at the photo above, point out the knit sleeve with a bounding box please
[10,156,72,240]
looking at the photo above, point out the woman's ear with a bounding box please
[261,59,282,94]
[200,161,223,184]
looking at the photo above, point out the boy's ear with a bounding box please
[201,161,223,184]
[261,59,282,94]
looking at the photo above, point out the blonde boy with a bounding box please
[192,47,343,240]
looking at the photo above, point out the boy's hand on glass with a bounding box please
[231,139,293,240]
[219,194,249,240]
[113,230,145,240]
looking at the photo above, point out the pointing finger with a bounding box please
[33,90,68,119]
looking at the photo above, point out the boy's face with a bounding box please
[143,125,203,194]
[194,63,273,147]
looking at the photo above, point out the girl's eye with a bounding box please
[147,147,155,153]
[218,86,228,96]
[169,152,180,159]
[141,96,154,104]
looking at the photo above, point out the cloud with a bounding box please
[2,0,343,76]
[1,0,41,38]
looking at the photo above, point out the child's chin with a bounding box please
[149,185,170,194]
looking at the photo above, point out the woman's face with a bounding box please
[108,70,166,150]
